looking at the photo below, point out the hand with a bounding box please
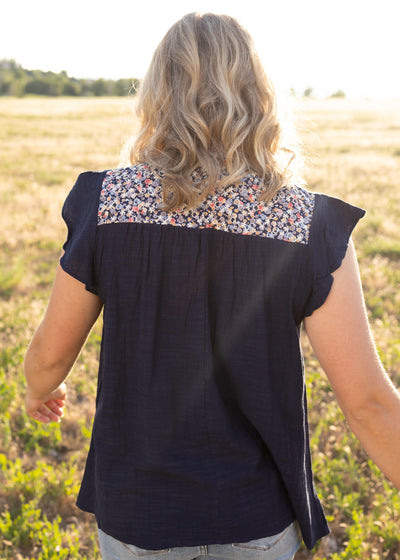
[25,383,67,424]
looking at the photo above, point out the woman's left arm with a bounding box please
[24,264,103,423]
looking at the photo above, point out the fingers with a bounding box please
[25,383,68,424]
[45,399,65,418]
[30,407,52,424]
[27,399,66,424]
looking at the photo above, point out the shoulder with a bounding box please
[62,170,110,223]
[102,164,160,185]
[260,183,316,245]
[68,170,110,202]
[272,184,316,215]
[99,164,162,197]
[308,191,366,240]
[264,184,365,246]
[75,169,110,191]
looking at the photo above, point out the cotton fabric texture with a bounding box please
[60,164,365,551]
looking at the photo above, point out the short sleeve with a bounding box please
[304,194,365,316]
[60,171,107,294]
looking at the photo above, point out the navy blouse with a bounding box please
[60,165,365,550]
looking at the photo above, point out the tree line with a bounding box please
[0,59,139,97]
[0,59,346,100]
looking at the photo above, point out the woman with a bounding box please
[24,12,400,560]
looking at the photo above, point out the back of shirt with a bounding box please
[60,164,365,550]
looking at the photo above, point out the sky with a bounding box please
[2,0,400,99]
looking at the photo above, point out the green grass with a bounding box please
[1,97,400,558]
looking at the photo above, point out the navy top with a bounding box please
[60,164,365,550]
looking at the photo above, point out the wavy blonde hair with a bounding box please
[127,12,300,211]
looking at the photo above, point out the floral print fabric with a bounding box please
[97,164,315,244]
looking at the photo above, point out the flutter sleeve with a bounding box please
[60,171,107,295]
[304,193,366,317]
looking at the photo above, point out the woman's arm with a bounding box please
[24,264,103,423]
[304,240,400,488]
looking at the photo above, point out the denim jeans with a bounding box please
[97,522,301,560]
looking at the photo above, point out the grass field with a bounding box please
[0,96,400,559]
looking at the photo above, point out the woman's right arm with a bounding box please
[304,239,400,489]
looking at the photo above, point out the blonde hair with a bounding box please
[127,12,300,211]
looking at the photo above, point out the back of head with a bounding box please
[129,12,298,211]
